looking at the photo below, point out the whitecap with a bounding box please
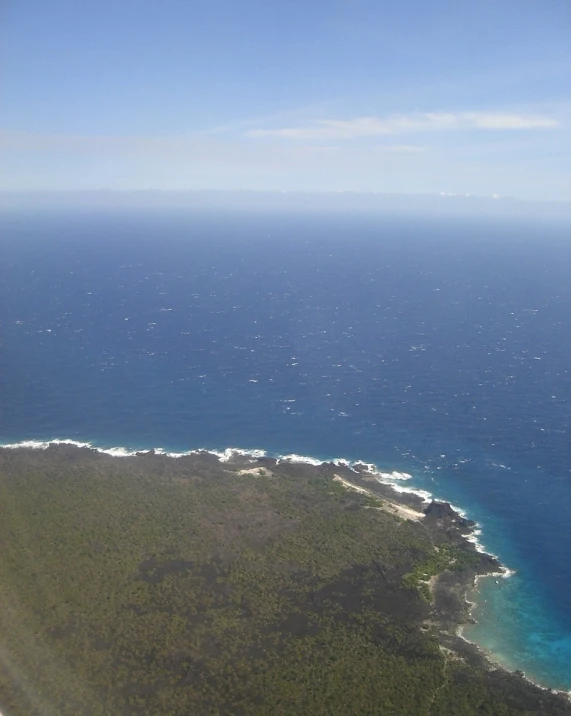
[352,461,377,473]
[153,447,194,458]
[100,446,138,457]
[0,438,139,457]
[2,439,52,450]
[332,458,352,468]
[380,482,433,503]
[501,567,517,579]
[2,438,92,451]
[276,453,324,466]
[210,447,267,462]
[465,531,489,554]
[375,470,413,481]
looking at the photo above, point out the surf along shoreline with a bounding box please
[1,438,569,705]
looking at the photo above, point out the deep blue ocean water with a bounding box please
[1,208,570,690]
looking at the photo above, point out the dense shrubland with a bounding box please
[0,447,568,715]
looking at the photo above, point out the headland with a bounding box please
[0,442,568,715]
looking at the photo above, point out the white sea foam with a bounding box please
[276,453,324,466]
[101,446,139,457]
[463,527,511,562]
[1,438,179,459]
[332,458,352,468]
[380,481,433,503]
[348,464,436,504]
[210,447,268,462]
[2,438,95,452]
[367,469,433,503]
[465,530,490,555]
[0,439,273,463]
[449,504,469,519]
[375,470,413,481]
[2,440,50,450]
[500,566,517,579]
[153,447,193,458]
[352,461,377,473]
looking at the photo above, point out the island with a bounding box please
[0,444,569,715]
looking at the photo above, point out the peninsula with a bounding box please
[0,444,568,715]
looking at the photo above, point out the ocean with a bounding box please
[1,208,570,691]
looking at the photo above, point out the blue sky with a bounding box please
[1,0,570,199]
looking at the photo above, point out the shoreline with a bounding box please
[1,437,570,702]
[457,578,571,701]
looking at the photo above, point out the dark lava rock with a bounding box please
[424,500,457,520]
[423,500,476,529]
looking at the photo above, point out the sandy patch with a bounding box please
[234,467,273,478]
[383,500,425,522]
[333,474,371,495]
[332,474,425,522]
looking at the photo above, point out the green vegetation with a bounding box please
[0,447,568,715]
[403,544,481,601]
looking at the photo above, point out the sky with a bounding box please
[1,0,570,200]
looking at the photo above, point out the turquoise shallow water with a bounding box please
[1,209,570,689]
[465,574,571,691]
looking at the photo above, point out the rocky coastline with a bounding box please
[0,442,569,715]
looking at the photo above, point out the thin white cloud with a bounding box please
[246,111,560,140]
[0,129,426,158]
